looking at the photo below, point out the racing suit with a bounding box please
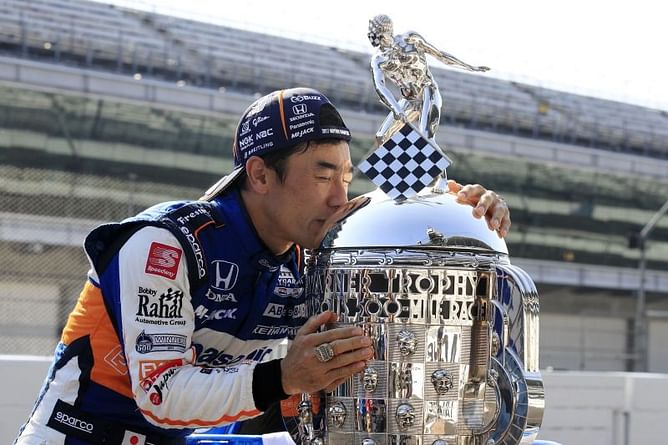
[15,189,308,444]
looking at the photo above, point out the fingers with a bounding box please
[311,325,366,346]
[282,317,375,394]
[327,334,372,358]
[455,183,486,207]
[446,179,463,194]
[295,311,337,337]
[453,182,512,238]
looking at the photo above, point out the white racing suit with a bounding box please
[15,190,308,444]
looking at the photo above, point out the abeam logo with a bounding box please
[212,260,239,291]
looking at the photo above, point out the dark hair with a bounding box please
[261,138,345,183]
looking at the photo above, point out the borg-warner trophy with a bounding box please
[286,15,547,445]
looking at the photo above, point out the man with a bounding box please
[15,87,510,445]
[368,14,489,144]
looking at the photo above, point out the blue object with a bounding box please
[185,434,262,445]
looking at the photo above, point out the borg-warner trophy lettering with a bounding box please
[285,14,549,445]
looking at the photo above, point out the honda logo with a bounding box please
[292,104,307,115]
[212,260,239,291]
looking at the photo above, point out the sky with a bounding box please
[97,0,668,111]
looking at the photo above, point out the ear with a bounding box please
[244,156,273,193]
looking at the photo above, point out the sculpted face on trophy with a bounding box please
[431,369,454,395]
[395,403,416,430]
[397,329,418,356]
[362,367,379,392]
[328,401,347,428]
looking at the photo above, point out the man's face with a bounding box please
[263,141,353,250]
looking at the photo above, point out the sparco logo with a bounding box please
[212,260,239,291]
[55,411,94,434]
[178,225,205,279]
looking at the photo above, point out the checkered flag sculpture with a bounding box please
[358,123,451,200]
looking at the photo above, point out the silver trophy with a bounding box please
[287,15,544,445]
[359,16,490,201]
[367,14,488,146]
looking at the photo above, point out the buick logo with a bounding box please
[292,104,307,115]
[212,260,239,291]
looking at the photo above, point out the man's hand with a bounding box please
[280,311,373,395]
[447,180,511,238]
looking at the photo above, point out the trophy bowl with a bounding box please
[290,185,544,445]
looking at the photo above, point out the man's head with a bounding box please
[202,87,351,200]
[202,88,354,252]
[368,14,393,48]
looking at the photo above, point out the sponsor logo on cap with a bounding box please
[292,104,307,114]
[252,115,270,127]
[322,128,351,137]
[290,94,321,102]
[256,128,274,140]
[239,120,251,136]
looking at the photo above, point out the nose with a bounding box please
[327,177,349,208]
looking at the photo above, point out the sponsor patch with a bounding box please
[47,400,97,442]
[193,344,272,366]
[292,104,307,114]
[145,242,182,280]
[135,330,187,354]
[212,260,239,290]
[122,431,146,445]
[142,362,180,404]
[252,324,300,337]
[139,358,183,382]
[263,303,285,318]
[103,344,128,376]
[135,288,186,326]
[205,288,237,303]
[194,304,237,321]
[199,367,239,375]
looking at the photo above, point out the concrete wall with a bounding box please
[1,356,51,443]
[540,370,668,445]
[2,356,667,445]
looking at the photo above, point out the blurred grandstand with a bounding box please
[0,0,667,373]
